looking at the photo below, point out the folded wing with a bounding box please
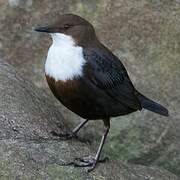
[83,46,141,110]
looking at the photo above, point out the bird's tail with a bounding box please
[136,92,169,117]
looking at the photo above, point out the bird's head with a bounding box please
[34,14,97,46]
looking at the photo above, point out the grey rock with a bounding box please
[0,60,66,140]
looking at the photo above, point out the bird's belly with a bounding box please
[46,75,136,119]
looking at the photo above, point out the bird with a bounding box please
[35,14,169,172]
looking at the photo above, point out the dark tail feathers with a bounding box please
[136,92,169,117]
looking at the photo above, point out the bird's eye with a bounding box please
[64,24,71,29]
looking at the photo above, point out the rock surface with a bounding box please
[0,60,178,180]
[0,0,180,178]
[0,60,66,140]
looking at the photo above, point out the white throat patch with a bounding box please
[45,33,86,81]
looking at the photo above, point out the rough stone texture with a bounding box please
[0,0,180,178]
[0,61,178,179]
[0,140,178,180]
[0,60,67,140]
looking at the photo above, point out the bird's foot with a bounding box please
[51,130,77,140]
[50,131,91,144]
[65,156,109,172]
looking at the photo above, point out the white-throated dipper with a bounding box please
[35,14,169,172]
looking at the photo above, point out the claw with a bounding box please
[87,163,96,172]
[50,131,91,144]
[51,130,77,139]
[72,156,97,168]
[65,156,108,172]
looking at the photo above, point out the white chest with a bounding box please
[45,33,86,81]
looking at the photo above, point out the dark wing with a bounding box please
[83,46,141,110]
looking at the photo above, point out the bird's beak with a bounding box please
[34,26,52,33]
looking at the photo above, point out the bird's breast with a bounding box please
[45,33,86,82]
[45,75,80,100]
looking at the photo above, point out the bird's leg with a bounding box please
[51,119,89,141]
[72,119,89,134]
[68,118,110,172]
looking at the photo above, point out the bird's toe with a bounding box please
[50,130,77,140]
